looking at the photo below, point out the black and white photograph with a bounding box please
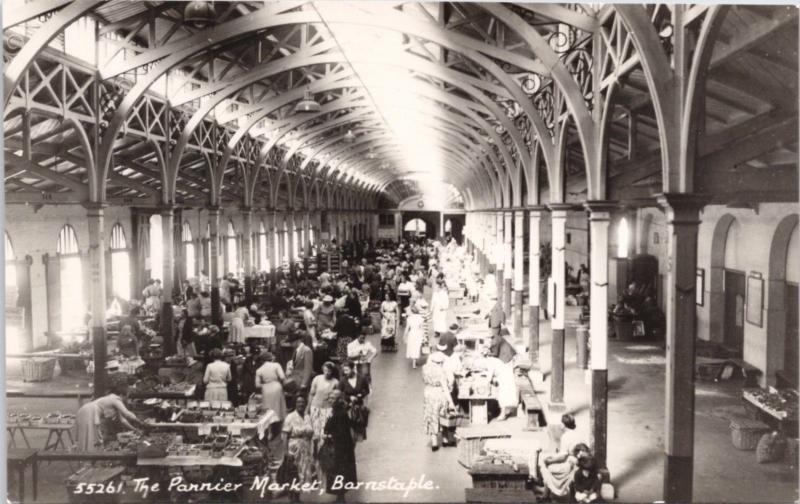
[1,1,798,503]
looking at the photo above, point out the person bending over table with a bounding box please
[76,374,147,451]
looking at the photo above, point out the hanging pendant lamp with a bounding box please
[294,90,321,114]
[343,129,356,143]
[184,1,216,29]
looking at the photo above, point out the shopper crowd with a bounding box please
[76,233,604,503]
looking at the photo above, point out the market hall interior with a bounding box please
[3,2,799,504]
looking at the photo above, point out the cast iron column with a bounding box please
[528,206,545,369]
[86,203,108,396]
[160,205,176,355]
[513,209,525,342]
[586,201,616,474]
[548,203,570,411]
[503,210,513,321]
[242,207,253,305]
[658,193,705,503]
[208,207,222,326]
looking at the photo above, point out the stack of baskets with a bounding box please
[21,357,56,382]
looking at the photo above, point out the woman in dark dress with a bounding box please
[338,361,370,442]
[324,399,357,501]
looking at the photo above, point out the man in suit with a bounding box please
[288,331,314,399]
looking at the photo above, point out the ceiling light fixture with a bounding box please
[293,89,321,114]
[184,1,216,29]
[343,129,356,143]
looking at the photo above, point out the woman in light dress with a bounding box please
[203,348,232,401]
[229,315,245,344]
[380,291,399,351]
[421,352,456,451]
[308,362,340,446]
[282,395,317,496]
[404,304,426,369]
[255,352,287,420]
[76,375,146,451]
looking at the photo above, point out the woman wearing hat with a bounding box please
[404,303,426,369]
[255,352,287,420]
[315,295,337,334]
[421,351,456,451]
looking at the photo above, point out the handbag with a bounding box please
[421,344,431,355]
[318,441,337,473]
[277,454,298,484]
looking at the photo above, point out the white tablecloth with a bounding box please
[244,324,275,341]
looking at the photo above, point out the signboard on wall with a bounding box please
[378,227,397,239]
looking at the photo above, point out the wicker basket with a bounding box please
[21,358,56,382]
[730,417,770,450]
[456,426,512,468]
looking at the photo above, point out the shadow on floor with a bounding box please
[612,449,662,489]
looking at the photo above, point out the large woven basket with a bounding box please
[21,358,57,382]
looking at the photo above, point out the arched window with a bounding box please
[182,222,195,279]
[5,231,17,305]
[292,222,300,261]
[227,220,238,274]
[149,214,163,281]
[617,217,630,259]
[282,221,289,265]
[258,221,269,272]
[110,223,131,300]
[274,222,281,269]
[5,232,20,352]
[56,225,84,330]
[404,218,427,234]
[205,223,212,277]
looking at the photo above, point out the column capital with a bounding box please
[82,201,107,216]
[656,193,708,224]
[527,205,549,214]
[240,206,253,214]
[206,205,221,215]
[547,202,574,212]
[158,203,175,215]
[584,200,618,220]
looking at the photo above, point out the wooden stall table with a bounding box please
[7,422,76,451]
[130,385,197,406]
[742,388,799,437]
[7,448,38,503]
[138,450,245,468]
[244,323,276,346]
[145,410,279,441]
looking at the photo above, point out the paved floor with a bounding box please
[6,303,799,503]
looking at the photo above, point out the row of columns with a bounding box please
[85,205,373,397]
[464,195,703,501]
[326,210,373,243]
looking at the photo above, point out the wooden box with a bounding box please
[730,417,770,450]
[456,426,512,468]
[468,461,530,489]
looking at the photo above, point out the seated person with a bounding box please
[573,454,601,503]
[539,442,592,500]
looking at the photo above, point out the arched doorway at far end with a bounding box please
[401,211,438,239]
